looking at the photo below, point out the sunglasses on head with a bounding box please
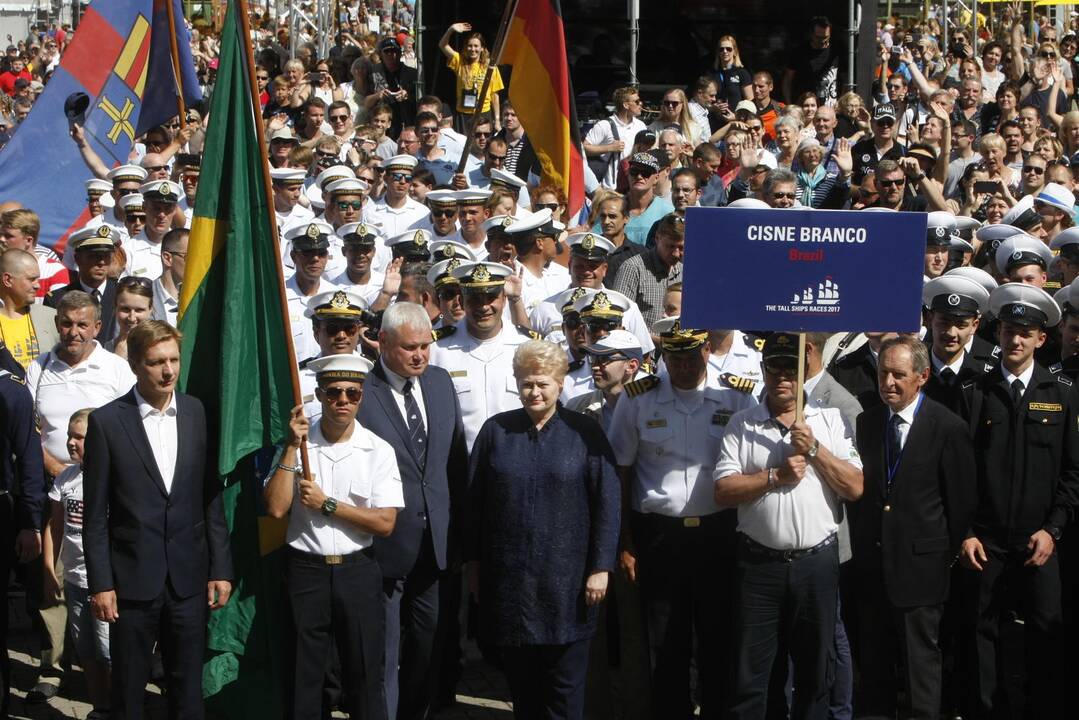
[336,200,363,210]
[119,275,153,289]
[320,386,362,402]
[390,172,413,182]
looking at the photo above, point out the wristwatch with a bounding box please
[321,497,338,517]
[1044,524,1063,541]
[806,440,820,459]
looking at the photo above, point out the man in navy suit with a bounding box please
[359,302,468,720]
[83,321,233,720]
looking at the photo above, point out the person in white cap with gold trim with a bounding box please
[330,222,389,309]
[284,221,342,363]
[126,180,183,280]
[265,353,403,720]
[414,188,464,244]
[502,208,570,318]
[428,260,531,450]
[270,167,316,237]
[368,155,429,237]
[457,188,493,259]
[297,289,369,418]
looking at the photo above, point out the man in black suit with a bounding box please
[359,301,468,720]
[830,331,897,410]
[44,225,119,338]
[83,321,233,719]
[852,336,978,719]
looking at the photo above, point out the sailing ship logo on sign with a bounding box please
[790,277,841,311]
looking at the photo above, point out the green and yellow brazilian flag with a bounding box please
[177,1,294,712]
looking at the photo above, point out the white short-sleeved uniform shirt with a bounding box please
[713,401,861,550]
[520,264,571,318]
[284,275,339,364]
[608,376,757,518]
[49,464,88,587]
[124,231,163,280]
[428,323,528,451]
[26,342,136,460]
[278,419,404,555]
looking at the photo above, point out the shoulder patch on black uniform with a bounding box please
[432,325,457,342]
[1050,362,1063,374]
[962,379,978,391]
[720,372,757,394]
[624,375,660,397]
[516,325,541,340]
[983,363,994,374]
[991,345,1002,358]
[1058,374,1073,387]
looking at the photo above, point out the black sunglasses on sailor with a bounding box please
[319,386,362,402]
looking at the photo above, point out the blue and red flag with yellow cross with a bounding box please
[0,0,201,249]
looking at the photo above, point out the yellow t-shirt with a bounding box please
[0,311,39,368]
[447,51,503,115]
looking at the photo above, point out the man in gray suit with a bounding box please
[358,302,468,720]
[806,332,862,433]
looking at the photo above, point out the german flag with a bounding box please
[503,0,584,216]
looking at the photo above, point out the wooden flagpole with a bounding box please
[795,333,807,423]
[164,0,189,129]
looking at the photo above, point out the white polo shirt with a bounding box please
[714,401,861,550]
[26,341,136,461]
[278,419,404,555]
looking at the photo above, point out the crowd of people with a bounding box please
[6,2,1079,720]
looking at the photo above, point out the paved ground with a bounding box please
[6,588,513,719]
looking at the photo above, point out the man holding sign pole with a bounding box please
[714,333,863,719]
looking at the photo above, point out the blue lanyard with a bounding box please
[885,393,924,482]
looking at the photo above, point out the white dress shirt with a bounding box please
[285,275,339,363]
[1002,362,1035,393]
[887,392,923,453]
[278,420,405,555]
[124,231,164,280]
[714,400,861,550]
[380,358,428,429]
[134,387,178,492]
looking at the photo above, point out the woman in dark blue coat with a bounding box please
[467,340,620,720]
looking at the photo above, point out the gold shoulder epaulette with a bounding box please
[624,375,660,397]
[432,325,457,342]
[720,372,757,394]
[516,325,541,340]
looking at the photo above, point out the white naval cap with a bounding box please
[451,260,513,291]
[316,164,355,188]
[106,164,148,184]
[117,193,145,213]
[429,239,475,261]
[989,282,1061,328]
[384,154,419,171]
[324,177,369,196]
[304,288,368,319]
[583,329,643,363]
[946,266,999,296]
[922,274,990,317]
[1000,194,1042,231]
[572,288,632,319]
[139,180,182,203]
[387,228,433,259]
[308,353,374,382]
[995,234,1054,274]
[269,167,307,184]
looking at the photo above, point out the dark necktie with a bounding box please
[403,379,427,468]
[1011,378,1025,408]
[886,413,904,489]
[939,367,956,386]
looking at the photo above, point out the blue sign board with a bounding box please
[681,207,926,333]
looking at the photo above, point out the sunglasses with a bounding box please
[1039,51,1058,59]
[1023,165,1046,174]
[325,321,359,336]
[116,188,139,196]
[336,200,363,210]
[329,114,350,122]
[487,154,507,162]
[437,287,461,301]
[874,119,895,127]
[119,275,153,289]
[144,165,168,173]
[589,353,629,366]
[628,166,656,178]
[584,319,619,332]
[763,360,798,377]
[320,386,362,402]
[126,214,147,223]
[431,208,457,218]
[534,202,560,212]
[256,75,269,80]
[663,100,682,107]
[474,130,491,138]
[418,126,439,135]
[719,46,734,52]
[562,315,583,330]
[181,173,200,182]
[316,151,338,160]
[390,172,413,182]
[879,177,906,187]
[770,192,797,200]
[746,125,763,132]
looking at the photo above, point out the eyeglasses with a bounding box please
[1023,165,1046,174]
[879,177,906,187]
[119,276,153,290]
[763,360,798,377]
[336,200,363,210]
[474,130,491,138]
[329,114,350,122]
[663,100,682,108]
[320,386,362,403]
[418,126,438,135]
[628,166,656,178]
[431,208,457,218]
[769,192,797,200]
[535,202,560,212]
[325,321,359,336]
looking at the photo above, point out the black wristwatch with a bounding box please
[1044,524,1063,541]
[321,497,338,517]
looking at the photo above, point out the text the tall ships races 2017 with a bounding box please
[745,225,868,243]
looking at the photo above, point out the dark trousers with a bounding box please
[110,582,206,720]
[729,536,839,720]
[502,638,591,720]
[1,495,13,719]
[288,549,386,720]
[382,536,440,720]
[963,544,1063,719]
[854,580,943,720]
[630,511,735,720]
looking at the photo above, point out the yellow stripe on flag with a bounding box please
[257,516,288,556]
[179,216,227,319]
[114,15,150,80]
